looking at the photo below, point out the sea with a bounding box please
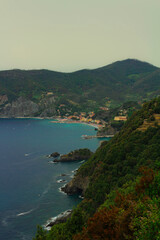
[0,118,107,240]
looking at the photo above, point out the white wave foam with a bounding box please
[56,179,66,183]
[17,209,34,217]
[24,153,29,156]
[79,195,84,199]
[48,161,57,164]
[43,209,72,230]
[58,185,67,195]
[71,168,78,173]
[44,226,52,231]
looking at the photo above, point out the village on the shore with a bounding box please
[52,109,128,135]
[44,92,142,137]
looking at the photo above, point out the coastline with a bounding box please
[0,116,111,239]
[0,116,102,130]
[0,116,50,119]
[0,116,101,129]
[0,119,94,240]
[50,118,100,129]
[0,117,113,140]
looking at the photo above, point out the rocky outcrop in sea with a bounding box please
[61,174,89,196]
[50,152,60,158]
[52,148,93,163]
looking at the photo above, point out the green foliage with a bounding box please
[47,223,71,240]
[111,120,124,130]
[44,208,86,240]
[33,225,47,240]
[132,171,160,240]
[133,199,160,240]
[72,148,92,158]
[34,97,160,240]
[73,168,160,240]
[0,59,159,114]
[101,180,136,209]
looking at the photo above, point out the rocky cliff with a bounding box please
[97,124,118,136]
[61,174,89,196]
[53,149,92,195]
[0,95,56,118]
[0,96,39,117]
[38,96,56,117]
[0,95,8,105]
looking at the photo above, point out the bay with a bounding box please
[0,118,106,240]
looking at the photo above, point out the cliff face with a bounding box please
[0,96,39,117]
[0,95,8,105]
[0,60,159,122]
[97,125,118,136]
[39,96,56,117]
[0,96,56,117]
[57,149,92,195]
[62,174,89,196]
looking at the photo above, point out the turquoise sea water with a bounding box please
[0,118,106,240]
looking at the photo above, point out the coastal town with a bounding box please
[48,98,143,139]
[52,111,104,129]
[51,107,129,137]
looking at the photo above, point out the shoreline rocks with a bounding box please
[52,148,93,163]
[45,210,72,229]
[61,175,89,196]
[50,152,60,158]
[57,179,66,183]
[97,124,118,137]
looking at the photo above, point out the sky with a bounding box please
[0,0,160,72]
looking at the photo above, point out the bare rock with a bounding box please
[61,174,89,196]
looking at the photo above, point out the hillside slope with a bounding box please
[34,97,160,240]
[0,59,159,117]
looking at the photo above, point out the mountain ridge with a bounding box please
[1,58,158,73]
[0,59,159,117]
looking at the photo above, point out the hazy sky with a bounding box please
[0,0,160,72]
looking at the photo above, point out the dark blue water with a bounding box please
[0,118,104,240]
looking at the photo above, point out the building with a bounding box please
[46,92,53,95]
[114,116,127,121]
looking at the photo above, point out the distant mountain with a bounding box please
[0,59,159,117]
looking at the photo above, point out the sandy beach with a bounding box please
[50,119,100,129]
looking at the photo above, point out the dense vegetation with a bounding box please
[0,59,160,115]
[34,97,160,239]
[55,148,93,162]
[74,167,160,240]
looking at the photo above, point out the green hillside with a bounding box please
[0,59,159,116]
[34,97,160,240]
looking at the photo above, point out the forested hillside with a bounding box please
[34,97,160,240]
[0,59,160,117]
